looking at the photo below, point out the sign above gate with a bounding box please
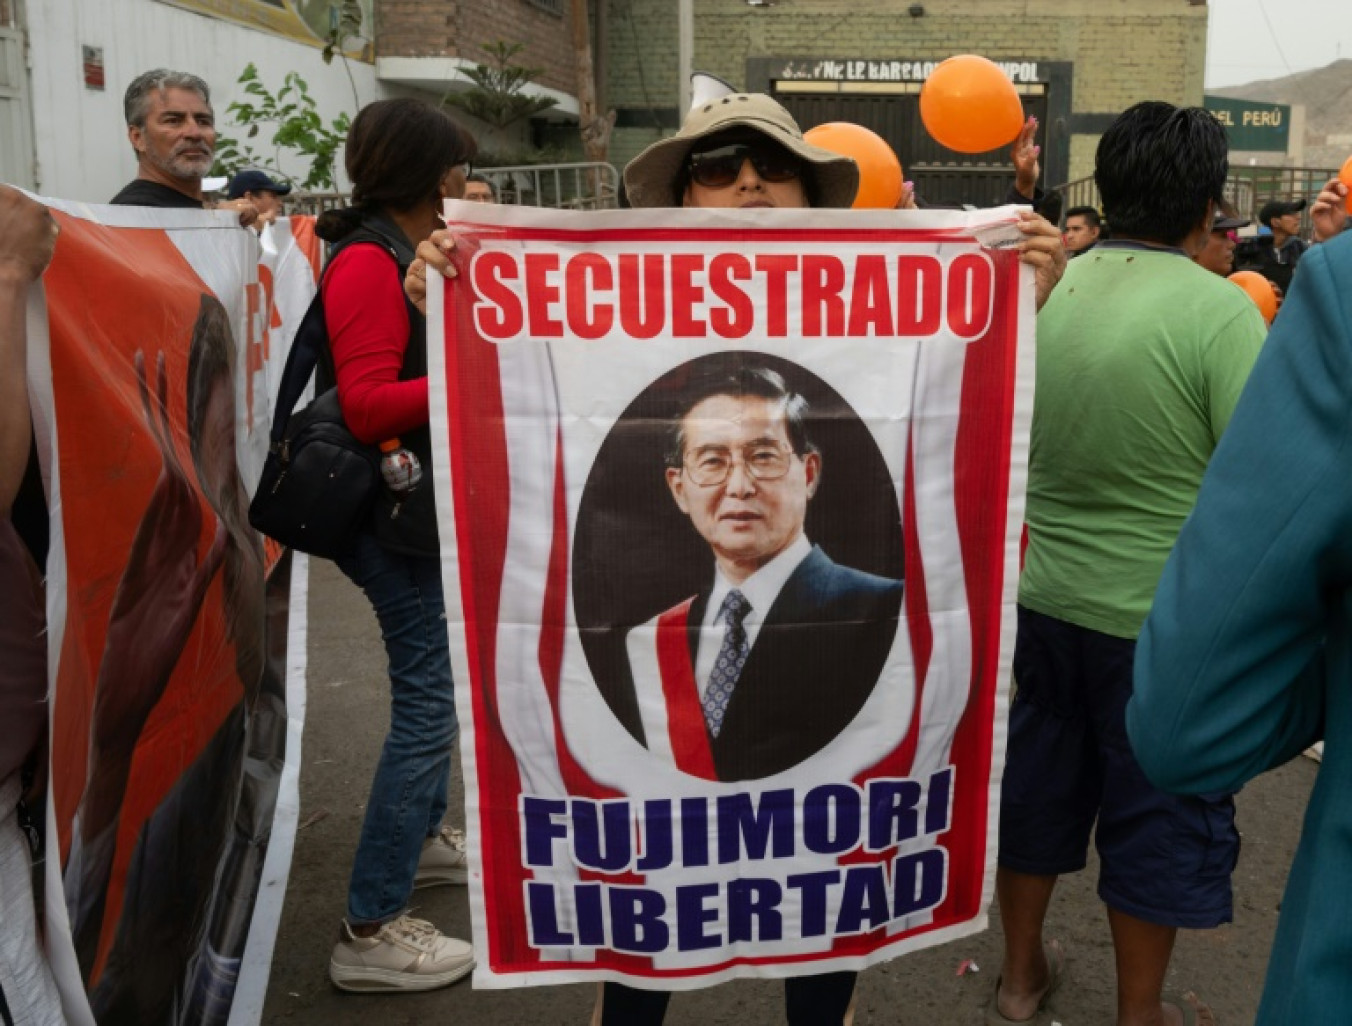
[770,58,1046,85]
[1204,95,1292,153]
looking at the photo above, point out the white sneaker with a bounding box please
[414,825,470,888]
[329,915,474,992]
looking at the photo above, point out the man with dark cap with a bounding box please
[226,169,292,227]
[1195,206,1251,277]
[1254,198,1308,293]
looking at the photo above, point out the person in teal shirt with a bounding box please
[1129,176,1351,1026]
[993,102,1266,1026]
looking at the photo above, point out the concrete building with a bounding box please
[3,0,582,202]
[3,0,1211,205]
[374,0,581,158]
[605,0,1209,204]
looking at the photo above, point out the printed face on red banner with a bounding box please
[30,207,318,1022]
[666,394,821,578]
[575,351,903,784]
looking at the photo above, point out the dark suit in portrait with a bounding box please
[625,544,903,782]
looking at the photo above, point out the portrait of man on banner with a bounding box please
[576,352,905,783]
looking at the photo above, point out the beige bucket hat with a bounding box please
[623,93,860,209]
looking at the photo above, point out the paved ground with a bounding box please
[261,557,1314,1025]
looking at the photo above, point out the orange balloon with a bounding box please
[804,122,903,208]
[1229,270,1278,325]
[920,55,1025,154]
[1340,154,1352,214]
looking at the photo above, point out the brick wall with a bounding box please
[377,0,578,95]
[607,0,1208,183]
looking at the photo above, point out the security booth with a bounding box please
[748,57,1071,209]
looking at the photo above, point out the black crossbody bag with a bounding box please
[247,229,407,558]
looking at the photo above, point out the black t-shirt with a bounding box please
[109,179,206,208]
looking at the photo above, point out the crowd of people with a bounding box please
[2,60,1351,1026]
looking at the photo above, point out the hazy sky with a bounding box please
[1206,0,1352,89]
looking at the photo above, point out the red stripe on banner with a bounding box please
[935,249,1022,923]
[539,428,623,801]
[888,435,933,776]
[845,435,931,785]
[655,599,718,781]
[288,215,322,280]
[445,225,984,247]
[444,266,536,970]
[526,941,919,978]
[832,436,932,953]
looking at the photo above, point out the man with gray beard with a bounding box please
[111,69,257,226]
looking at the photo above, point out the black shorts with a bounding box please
[998,606,1238,928]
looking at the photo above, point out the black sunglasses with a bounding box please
[686,142,802,189]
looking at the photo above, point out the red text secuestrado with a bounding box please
[468,249,997,344]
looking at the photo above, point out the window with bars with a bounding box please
[526,0,563,15]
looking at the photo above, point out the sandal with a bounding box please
[1163,991,1216,1026]
[986,941,1065,1026]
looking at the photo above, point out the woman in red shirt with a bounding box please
[313,98,478,994]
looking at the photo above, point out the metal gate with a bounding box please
[775,88,1048,209]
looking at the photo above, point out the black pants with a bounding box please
[601,972,858,1025]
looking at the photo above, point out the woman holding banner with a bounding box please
[406,92,1065,1024]
[314,98,479,994]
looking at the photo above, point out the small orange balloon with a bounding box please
[1340,154,1352,214]
[1229,270,1278,325]
[804,122,903,208]
[920,55,1025,154]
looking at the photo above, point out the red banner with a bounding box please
[25,207,318,1024]
[428,203,1035,988]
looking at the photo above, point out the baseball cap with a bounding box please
[1258,198,1305,227]
[1212,210,1250,231]
[227,169,293,200]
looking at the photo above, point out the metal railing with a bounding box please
[1054,166,1340,235]
[286,192,351,217]
[283,162,622,216]
[479,162,620,210]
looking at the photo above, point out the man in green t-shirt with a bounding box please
[991,103,1266,1026]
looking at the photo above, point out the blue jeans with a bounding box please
[335,533,457,925]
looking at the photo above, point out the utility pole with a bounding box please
[678,0,693,115]
[571,0,616,167]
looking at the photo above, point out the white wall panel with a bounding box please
[26,0,385,200]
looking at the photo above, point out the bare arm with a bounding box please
[214,197,260,229]
[0,186,59,514]
[1310,177,1349,243]
[1010,116,1040,202]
